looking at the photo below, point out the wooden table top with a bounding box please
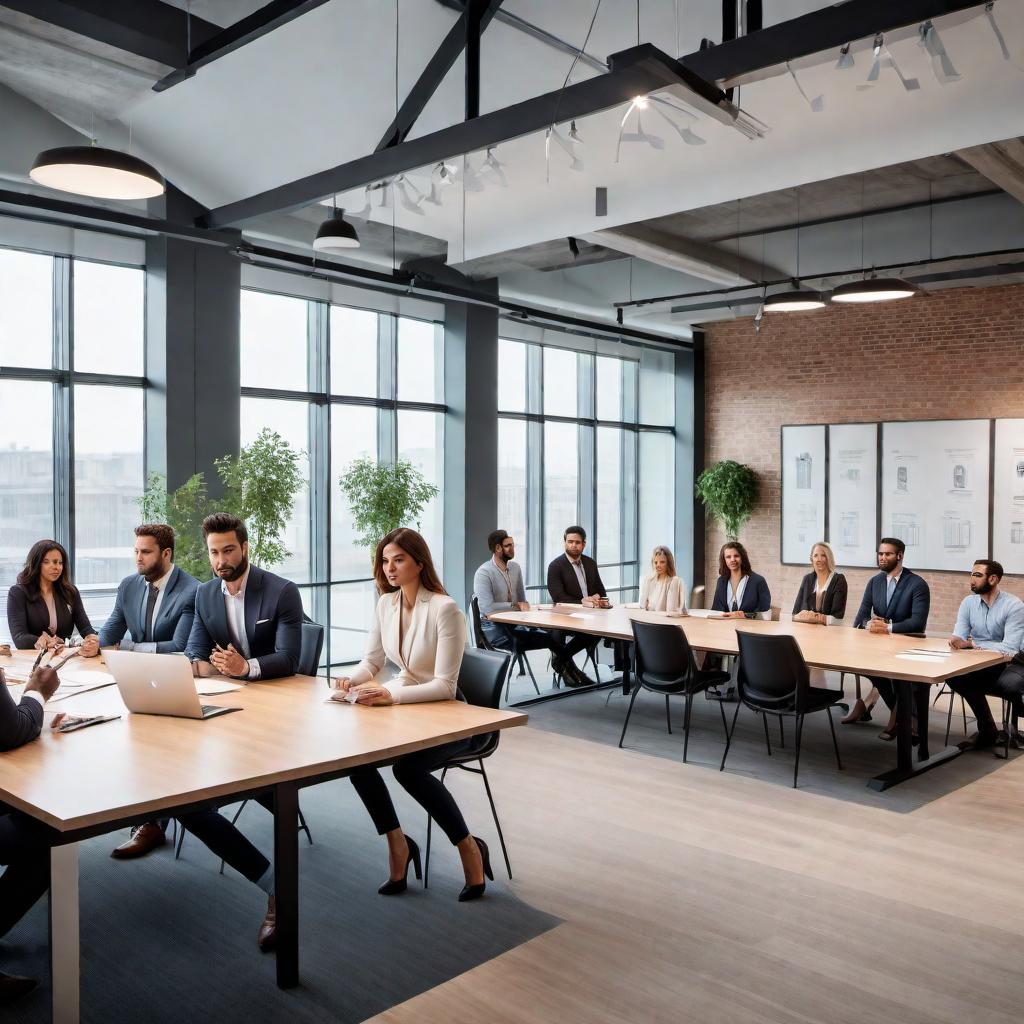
[486,606,1007,684]
[0,651,525,833]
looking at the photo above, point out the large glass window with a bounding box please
[240,289,446,670]
[498,335,674,601]
[0,247,146,637]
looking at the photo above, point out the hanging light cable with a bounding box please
[764,187,825,311]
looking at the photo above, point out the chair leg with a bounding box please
[665,694,672,735]
[719,700,742,772]
[298,807,313,846]
[932,682,948,708]
[424,811,432,890]
[174,824,186,860]
[826,706,843,771]
[618,684,642,748]
[855,674,863,701]
[682,691,693,764]
[762,711,772,756]
[778,716,785,749]
[716,696,729,738]
[523,654,540,695]
[961,696,968,736]
[516,653,526,677]
[793,714,805,789]
[944,693,954,745]
[479,761,512,880]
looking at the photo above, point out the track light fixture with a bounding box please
[919,20,960,84]
[985,2,1012,61]
[616,96,665,162]
[836,43,854,70]
[30,143,165,200]
[545,125,584,180]
[649,98,706,145]
[786,61,823,112]
[861,32,920,92]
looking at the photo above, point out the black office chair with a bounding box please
[423,647,512,888]
[175,619,325,866]
[936,682,970,743]
[620,620,731,761]
[720,632,844,789]
[470,596,540,701]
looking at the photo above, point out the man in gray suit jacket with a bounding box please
[0,662,60,1004]
[100,524,201,860]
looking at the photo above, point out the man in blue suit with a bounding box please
[853,536,931,738]
[101,523,200,859]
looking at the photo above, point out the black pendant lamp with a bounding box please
[831,276,919,302]
[30,145,165,200]
[314,199,360,252]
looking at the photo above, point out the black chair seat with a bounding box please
[447,732,498,763]
[693,668,732,689]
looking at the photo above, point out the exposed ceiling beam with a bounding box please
[955,140,1024,205]
[152,0,333,92]
[202,43,747,228]
[0,0,220,68]
[376,0,504,151]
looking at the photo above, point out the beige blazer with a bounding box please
[639,574,687,613]
[348,586,467,703]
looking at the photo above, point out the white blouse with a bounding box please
[348,586,467,704]
[639,574,687,613]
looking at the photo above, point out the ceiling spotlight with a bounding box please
[568,120,583,144]
[786,61,823,112]
[482,147,508,187]
[633,95,650,109]
[985,2,1012,61]
[919,21,960,83]
[836,43,854,70]
[545,126,584,180]
[830,276,918,302]
[394,175,426,215]
[351,186,372,218]
[650,98,706,145]
[860,32,920,92]
[616,98,664,162]
[314,200,360,252]
[30,144,165,200]
[763,285,826,312]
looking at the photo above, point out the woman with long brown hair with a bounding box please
[6,540,99,656]
[332,528,492,901]
[710,541,771,619]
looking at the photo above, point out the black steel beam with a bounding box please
[0,0,220,68]
[375,0,503,152]
[683,0,986,86]
[202,43,696,228]
[152,0,331,92]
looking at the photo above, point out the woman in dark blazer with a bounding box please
[791,542,848,624]
[6,540,99,656]
[711,541,771,618]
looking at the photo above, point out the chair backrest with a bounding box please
[457,646,511,709]
[689,584,706,610]
[631,618,693,681]
[736,631,808,709]
[469,596,493,650]
[298,618,325,677]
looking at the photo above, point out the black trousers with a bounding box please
[177,792,273,884]
[866,676,930,727]
[350,739,473,846]
[0,807,55,939]
[949,662,1024,734]
[488,624,589,662]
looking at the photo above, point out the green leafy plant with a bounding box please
[137,471,214,580]
[215,428,305,569]
[339,456,440,558]
[695,460,758,540]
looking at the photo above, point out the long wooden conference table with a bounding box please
[487,605,1006,791]
[0,650,526,1024]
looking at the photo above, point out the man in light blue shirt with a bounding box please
[947,559,1024,748]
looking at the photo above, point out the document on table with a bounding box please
[901,648,952,658]
[195,680,244,695]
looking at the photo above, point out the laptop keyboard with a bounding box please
[200,704,220,715]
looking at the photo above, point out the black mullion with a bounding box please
[54,256,73,556]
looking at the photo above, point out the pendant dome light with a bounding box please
[831,276,918,302]
[764,187,825,312]
[313,198,360,252]
[29,144,165,200]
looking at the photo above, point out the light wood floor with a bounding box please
[368,691,1024,1024]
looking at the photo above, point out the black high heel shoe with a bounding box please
[458,836,494,902]
[378,835,422,896]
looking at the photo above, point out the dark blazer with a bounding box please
[547,553,607,604]
[98,566,200,654]
[0,680,43,752]
[711,573,772,616]
[6,583,95,650]
[185,565,303,679]
[792,572,848,620]
[853,568,930,635]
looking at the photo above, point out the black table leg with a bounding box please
[274,782,299,988]
[868,680,962,791]
[620,640,632,696]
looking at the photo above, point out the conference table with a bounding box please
[0,650,526,1024]
[487,605,1006,791]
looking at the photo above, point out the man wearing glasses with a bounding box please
[947,559,1024,750]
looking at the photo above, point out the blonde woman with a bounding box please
[791,542,848,624]
[639,546,687,613]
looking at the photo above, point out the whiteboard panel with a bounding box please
[781,424,826,565]
[881,420,990,571]
[827,423,877,567]
[992,419,1024,574]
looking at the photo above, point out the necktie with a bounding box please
[731,599,738,613]
[143,583,159,642]
[885,576,896,610]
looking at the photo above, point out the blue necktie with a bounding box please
[885,576,896,610]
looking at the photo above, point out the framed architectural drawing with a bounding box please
[781,424,826,565]
[827,423,878,567]
[993,418,1024,574]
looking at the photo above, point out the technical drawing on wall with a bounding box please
[994,421,1024,574]
[795,452,813,489]
[827,423,878,568]
[840,511,859,549]
[782,425,826,565]
[891,519,921,547]
[1011,522,1024,545]
[841,467,860,482]
[943,516,972,549]
[896,465,909,492]
[953,464,967,490]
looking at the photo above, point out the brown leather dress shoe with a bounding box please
[110,822,167,859]
[257,895,276,952]
[0,971,38,1004]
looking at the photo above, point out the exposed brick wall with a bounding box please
[701,282,1024,633]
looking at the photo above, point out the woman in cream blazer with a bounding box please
[333,528,492,902]
[638,546,687,613]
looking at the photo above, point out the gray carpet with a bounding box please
[2,777,560,1023]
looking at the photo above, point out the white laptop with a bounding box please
[103,651,240,720]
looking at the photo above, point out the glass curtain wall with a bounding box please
[0,247,146,634]
[496,336,675,602]
[239,288,445,670]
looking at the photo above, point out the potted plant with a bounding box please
[338,456,440,562]
[695,460,758,540]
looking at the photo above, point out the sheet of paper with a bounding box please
[195,681,244,695]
